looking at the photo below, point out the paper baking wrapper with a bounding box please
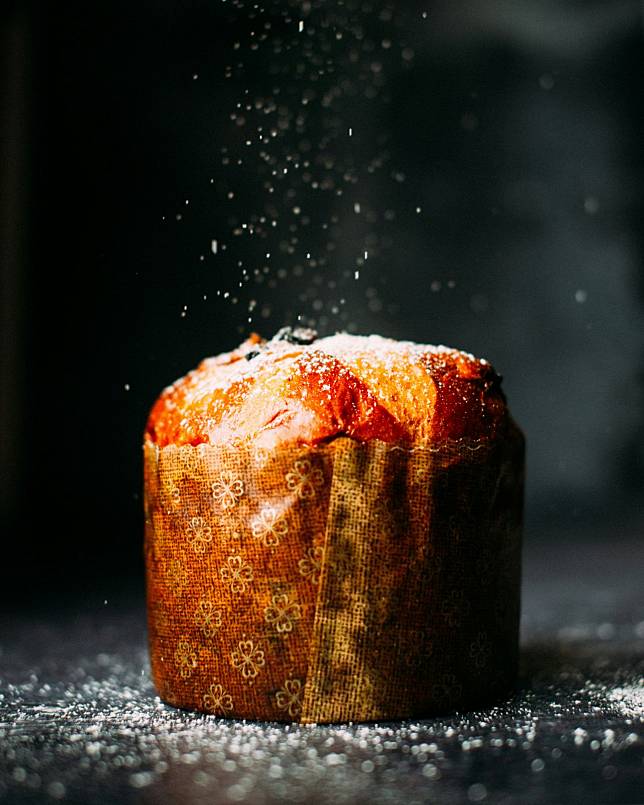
[144,425,524,723]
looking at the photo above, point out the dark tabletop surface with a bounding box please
[1,532,643,805]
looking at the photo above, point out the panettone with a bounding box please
[144,329,524,723]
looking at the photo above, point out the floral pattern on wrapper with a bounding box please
[174,639,197,679]
[263,592,302,634]
[231,639,265,681]
[203,682,233,716]
[220,556,253,594]
[194,600,222,638]
[276,678,303,719]
[186,516,213,554]
[285,459,324,500]
[298,544,324,585]
[212,471,244,510]
[250,506,289,548]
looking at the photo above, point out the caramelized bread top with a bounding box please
[145,330,508,448]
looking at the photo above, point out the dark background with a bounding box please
[1,0,643,607]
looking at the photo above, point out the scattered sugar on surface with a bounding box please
[1,602,641,804]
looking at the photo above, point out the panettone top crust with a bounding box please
[145,330,508,448]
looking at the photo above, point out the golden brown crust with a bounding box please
[145,332,508,448]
